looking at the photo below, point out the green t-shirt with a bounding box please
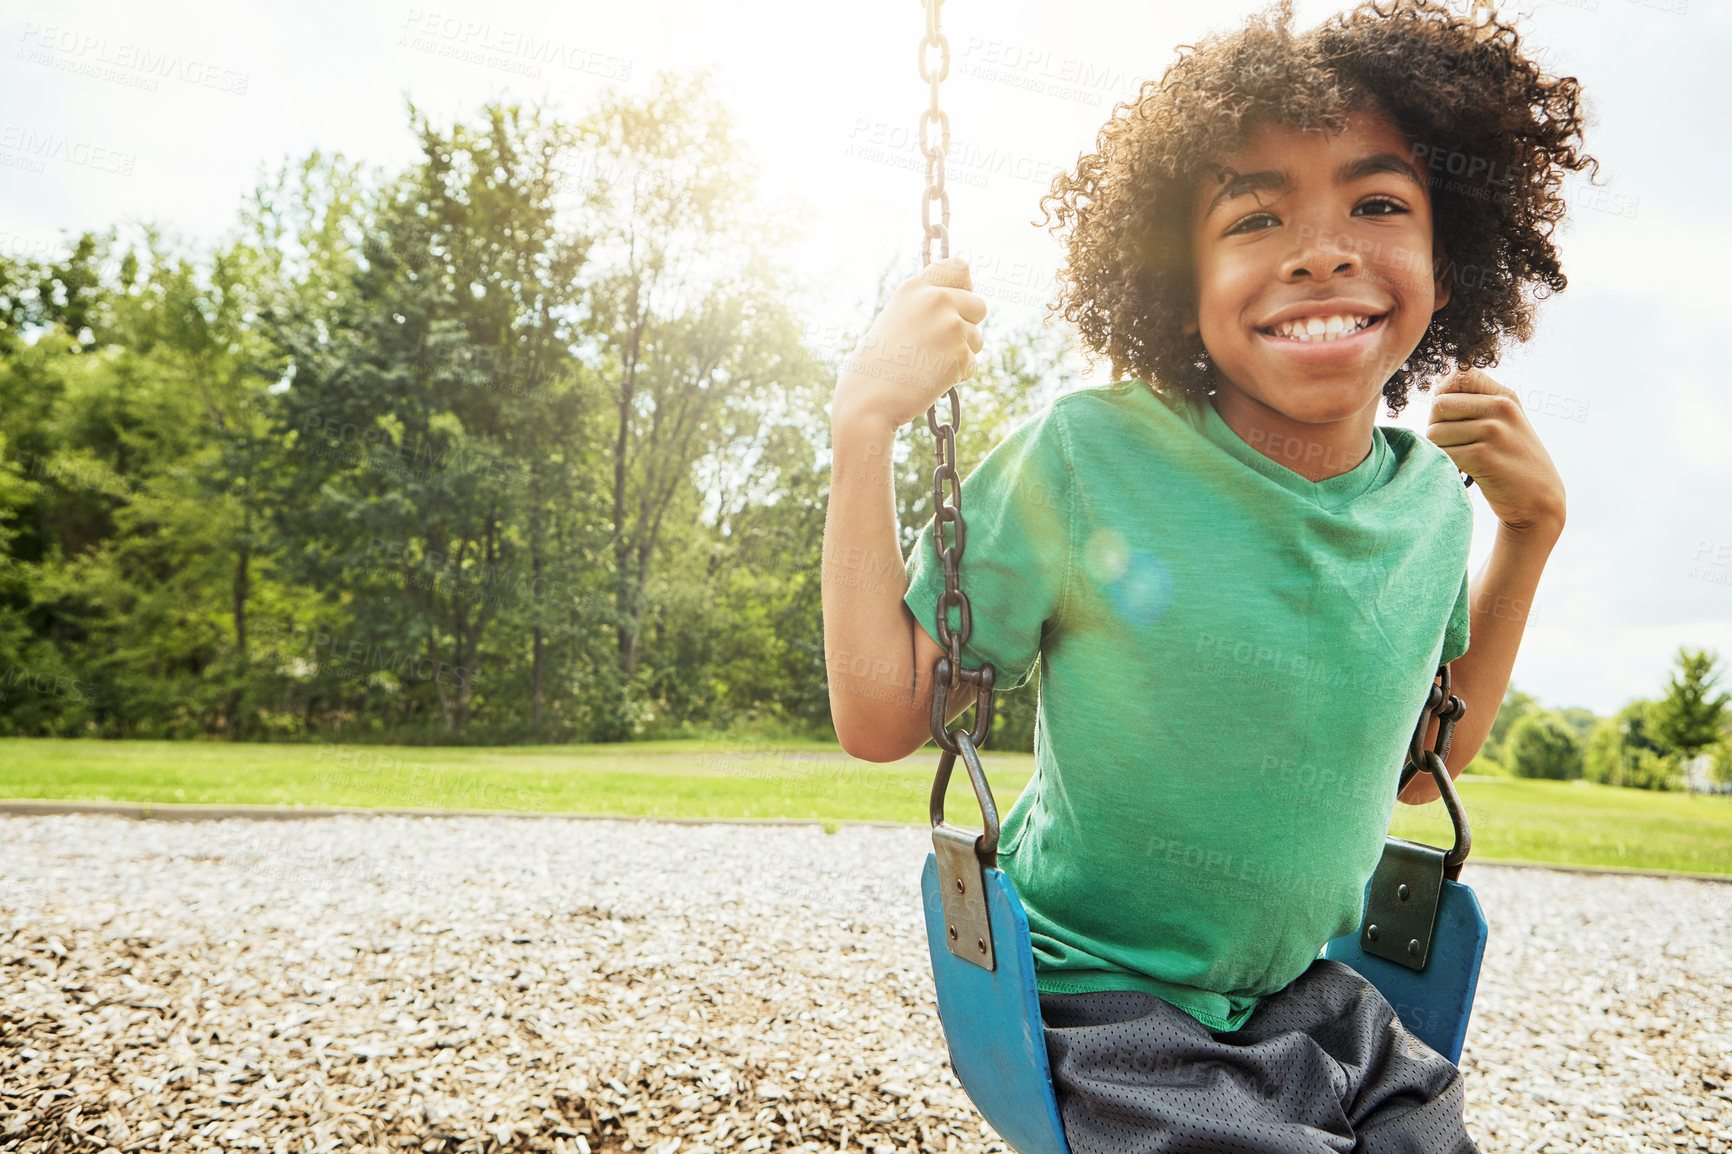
[903,380,1472,1033]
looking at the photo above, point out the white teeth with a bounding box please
[1266,314,1375,341]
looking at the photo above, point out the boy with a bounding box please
[823,0,1588,1148]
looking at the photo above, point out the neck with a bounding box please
[1208,392,1379,483]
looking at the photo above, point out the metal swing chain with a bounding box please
[1401,663,1472,877]
[919,0,996,760]
[1394,0,1491,873]
[917,0,1004,968]
[1445,0,1500,492]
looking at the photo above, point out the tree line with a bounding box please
[2,70,1723,791]
[1485,649,1731,792]
[0,72,1067,747]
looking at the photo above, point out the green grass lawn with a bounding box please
[0,736,1008,825]
[1388,775,1732,877]
[4,738,1730,876]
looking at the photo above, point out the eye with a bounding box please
[1355,195,1408,216]
[1224,212,1277,236]
[1224,195,1408,236]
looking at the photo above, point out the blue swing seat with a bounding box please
[920,855,1071,1154]
[921,848,1487,1154]
[920,680,1487,1154]
[1322,863,1489,1064]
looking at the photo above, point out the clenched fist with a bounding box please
[832,256,988,431]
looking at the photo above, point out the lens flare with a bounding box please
[1086,530,1172,625]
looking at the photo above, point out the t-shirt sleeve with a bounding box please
[1440,568,1471,665]
[902,402,1073,692]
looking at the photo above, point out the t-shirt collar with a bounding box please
[1189,392,1389,506]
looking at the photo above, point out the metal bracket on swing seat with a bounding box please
[933,822,996,971]
[1359,838,1446,971]
[1361,671,1471,972]
[929,678,1001,971]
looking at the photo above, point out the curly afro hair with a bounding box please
[1036,0,1599,416]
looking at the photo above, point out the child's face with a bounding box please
[1183,110,1451,428]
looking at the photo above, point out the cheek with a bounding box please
[1383,236,1440,291]
[1193,255,1256,330]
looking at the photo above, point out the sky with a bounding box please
[1,0,1727,718]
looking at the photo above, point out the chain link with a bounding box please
[918,0,951,268]
[1399,663,1472,875]
[919,0,992,756]
[1401,664,1467,795]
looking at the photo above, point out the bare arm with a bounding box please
[1402,370,1567,805]
[1399,519,1561,804]
[824,411,977,762]
[822,258,988,763]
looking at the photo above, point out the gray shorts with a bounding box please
[1039,959,1480,1154]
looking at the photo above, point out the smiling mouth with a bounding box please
[1257,313,1388,342]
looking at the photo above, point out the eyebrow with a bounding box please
[1202,153,1425,222]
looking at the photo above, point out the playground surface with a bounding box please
[1,814,1728,1153]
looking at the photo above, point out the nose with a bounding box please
[1280,222,1362,281]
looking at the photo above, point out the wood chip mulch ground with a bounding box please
[2,815,1728,1153]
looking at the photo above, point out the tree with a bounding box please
[1554,707,1599,743]
[1583,699,1679,790]
[574,70,829,738]
[1708,735,1732,790]
[0,227,309,738]
[1485,684,1537,764]
[1649,648,1730,759]
[1504,709,1584,780]
[256,104,602,737]
[0,68,1096,747]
